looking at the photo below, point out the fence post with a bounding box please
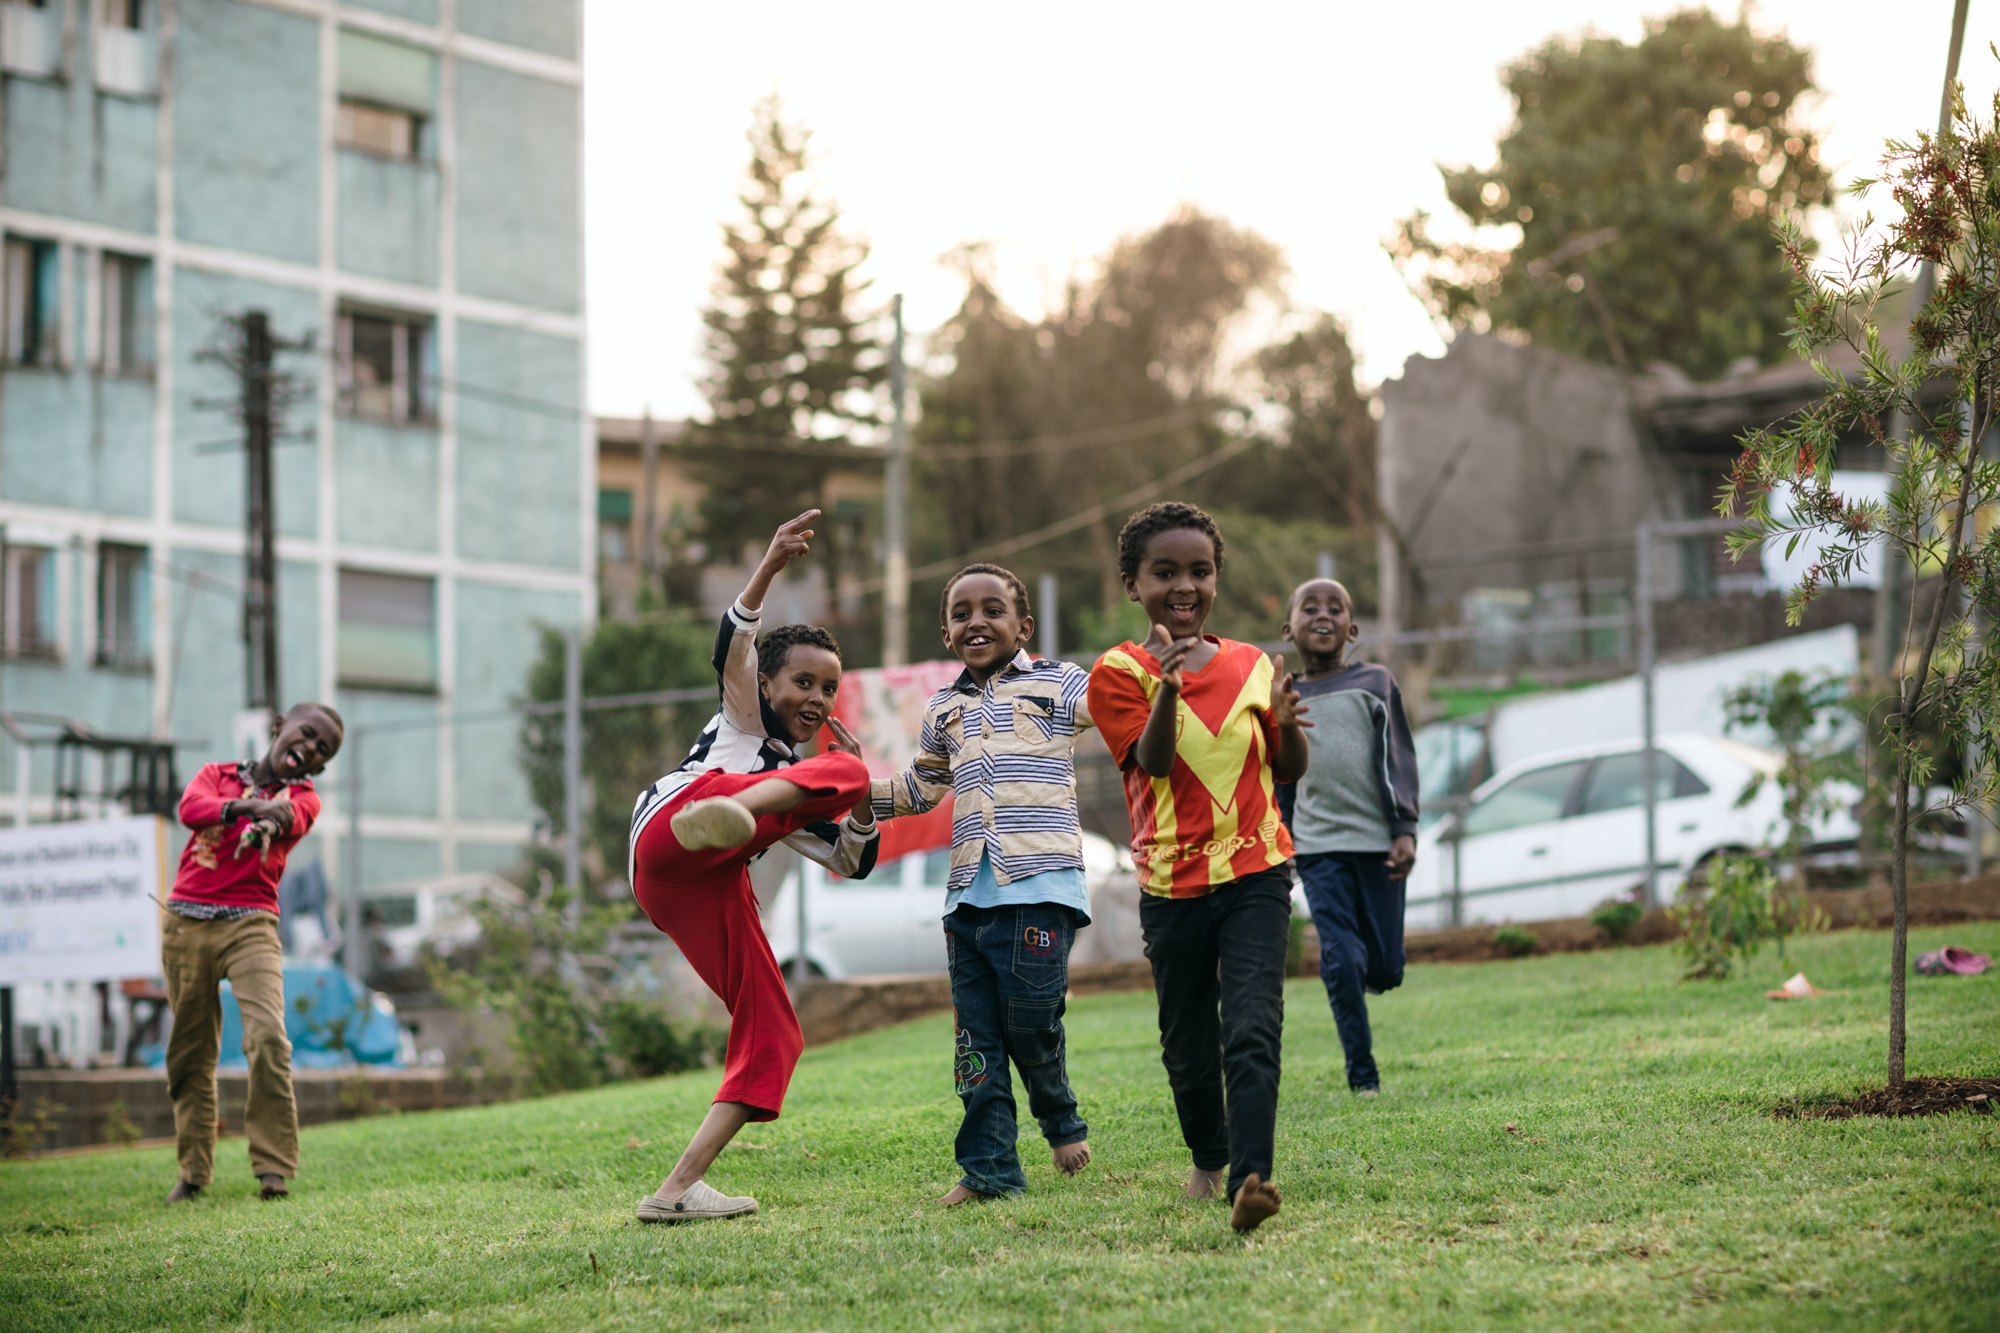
[1038,573,1058,660]
[1637,522,1659,910]
[344,729,364,976]
[562,627,583,906]
[1448,723,1465,927]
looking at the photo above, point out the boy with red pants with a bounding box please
[162,703,343,1205]
[627,511,878,1223]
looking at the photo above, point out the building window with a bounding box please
[335,29,435,161]
[336,100,421,160]
[96,544,149,669]
[338,569,435,690]
[337,307,431,424]
[100,253,154,375]
[93,0,158,97]
[4,544,56,659]
[0,2,61,79]
[598,489,633,563]
[4,236,60,368]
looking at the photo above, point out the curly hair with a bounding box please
[757,623,842,677]
[939,562,1031,627]
[1116,501,1226,581]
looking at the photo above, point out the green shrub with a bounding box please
[1494,924,1537,957]
[1590,898,1644,943]
[429,878,722,1095]
[600,998,718,1079]
[1669,854,1824,980]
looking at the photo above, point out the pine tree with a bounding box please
[692,96,884,575]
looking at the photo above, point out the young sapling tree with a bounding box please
[1720,78,2000,1086]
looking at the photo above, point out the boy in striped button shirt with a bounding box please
[872,563,1095,1205]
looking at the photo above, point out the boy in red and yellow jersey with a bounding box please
[1088,502,1310,1233]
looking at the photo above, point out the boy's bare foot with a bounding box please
[671,797,757,851]
[1185,1166,1225,1200]
[1052,1141,1091,1176]
[163,1180,201,1206]
[259,1174,289,1200]
[1229,1174,1282,1233]
[938,1183,994,1207]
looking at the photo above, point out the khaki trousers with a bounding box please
[160,910,298,1185]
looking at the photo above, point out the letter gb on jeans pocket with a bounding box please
[1010,911,1068,988]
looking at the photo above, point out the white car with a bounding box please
[764,832,1129,979]
[1404,733,1859,930]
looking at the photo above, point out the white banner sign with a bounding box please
[0,815,166,984]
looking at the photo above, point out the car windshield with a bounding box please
[1460,761,1587,836]
[1413,721,1487,828]
[363,895,418,927]
[1577,751,1710,814]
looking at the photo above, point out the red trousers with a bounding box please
[631,752,870,1120]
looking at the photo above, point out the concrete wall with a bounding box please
[0,0,592,899]
[1376,334,1668,634]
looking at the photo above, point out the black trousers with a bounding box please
[1138,865,1291,1201]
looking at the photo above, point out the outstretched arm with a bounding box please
[870,696,955,820]
[717,511,823,732]
[739,510,820,614]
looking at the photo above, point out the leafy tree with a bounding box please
[1723,669,1857,896]
[910,209,1290,646]
[1218,313,1379,531]
[693,95,884,571]
[1389,8,1831,379]
[519,617,716,885]
[1720,83,2000,1086]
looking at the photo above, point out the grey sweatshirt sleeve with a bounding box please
[1382,672,1420,838]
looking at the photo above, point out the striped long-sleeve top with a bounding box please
[869,651,1095,891]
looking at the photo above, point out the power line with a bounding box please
[443,372,1222,461]
[846,432,1259,594]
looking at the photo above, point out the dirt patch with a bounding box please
[1776,1076,2000,1121]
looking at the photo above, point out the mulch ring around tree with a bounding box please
[1775,1076,2000,1121]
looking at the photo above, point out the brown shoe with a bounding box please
[164,1180,201,1206]
[259,1174,289,1200]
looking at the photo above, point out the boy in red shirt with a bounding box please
[1088,502,1310,1234]
[161,702,342,1205]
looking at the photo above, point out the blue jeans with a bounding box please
[1296,852,1405,1091]
[943,902,1089,1195]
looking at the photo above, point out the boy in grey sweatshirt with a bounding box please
[1275,578,1419,1096]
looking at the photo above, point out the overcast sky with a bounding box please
[581,2,1993,421]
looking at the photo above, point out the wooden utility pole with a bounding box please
[242,311,279,712]
[639,408,660,582]
[883,295,909,666]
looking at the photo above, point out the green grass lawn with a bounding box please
[5,922,1998,1332]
